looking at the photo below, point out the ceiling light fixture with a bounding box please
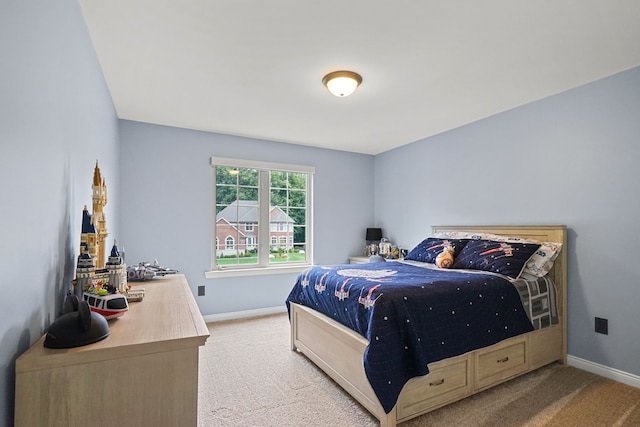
[322,70,362,97]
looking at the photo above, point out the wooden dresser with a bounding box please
[15,274,209,426]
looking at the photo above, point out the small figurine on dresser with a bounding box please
[83,280,129,319]
[127,259,179,281]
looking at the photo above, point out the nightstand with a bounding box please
[349,256,403,264]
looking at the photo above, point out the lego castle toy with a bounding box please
[73,162,142,305]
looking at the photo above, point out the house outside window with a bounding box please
[209,157,314,275]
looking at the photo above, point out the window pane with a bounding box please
[238,186,258,201]
[293,225,306,245]
[216,166,238,185]
[238,168,258,186]
[216,186,237,210]
[288,208,305,226]
[288,189,306,207]
[288,172,306,190]
[270,189,286,207]
[270,171,287,189]
[215,170,259,266]
[268,170,307,265]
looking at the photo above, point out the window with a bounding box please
[225,236,235,250]
[209,157,314,275]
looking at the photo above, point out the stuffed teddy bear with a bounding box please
[435,244,455,269]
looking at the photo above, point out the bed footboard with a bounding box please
[290,302,397,425]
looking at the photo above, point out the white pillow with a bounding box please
[525,241,563,277]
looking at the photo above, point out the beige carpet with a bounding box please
[198,313,640,427]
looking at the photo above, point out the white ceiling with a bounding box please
[78,1,640,155]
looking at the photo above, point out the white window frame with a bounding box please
[207,156,314,278]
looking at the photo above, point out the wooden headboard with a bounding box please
[431,225,567,363]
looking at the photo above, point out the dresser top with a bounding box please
[16,274,209,372]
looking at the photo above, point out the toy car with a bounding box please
[83,292,128,320]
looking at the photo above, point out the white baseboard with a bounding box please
[567,355,640,389]
[203,306,287,323]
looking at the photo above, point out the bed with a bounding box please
[287,225,567,427]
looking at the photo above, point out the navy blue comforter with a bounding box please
[285,261,534,413]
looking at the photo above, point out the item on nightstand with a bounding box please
[435,244,455,269]
[388,245,400,259]
[365,228,383,256]
[368,254,386,263]
[379,237,391,257]
[44,295,109,349]
[365,243,379,257]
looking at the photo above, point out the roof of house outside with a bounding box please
[216,200,294,224]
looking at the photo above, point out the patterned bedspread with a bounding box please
[286,261,536,414]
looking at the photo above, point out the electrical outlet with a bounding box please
[595,317,608,335]
[198,285,205,296]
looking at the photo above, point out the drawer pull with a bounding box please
[497,356,509,364]
[429,378,445,386]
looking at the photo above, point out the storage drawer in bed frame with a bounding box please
[397,354,471,420]
[474,335,528,390]
[396,334,530,421]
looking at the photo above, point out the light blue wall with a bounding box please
[374,66,640,378]
[118,121,375,315]
[0,1,119,425]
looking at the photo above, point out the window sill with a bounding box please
[205,264,310,279]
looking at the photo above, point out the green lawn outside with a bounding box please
[217,252,306,265]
